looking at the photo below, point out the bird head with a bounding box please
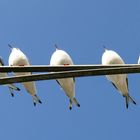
[8,44,19,51]
[54,44,59,51]
[103,45,108,52]
[8,44,13,49]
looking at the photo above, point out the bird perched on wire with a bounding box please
[138,55,140,64]
[50,45,80,110]
[0,56,20,97]
[8,44,42,106]
[101,47,136,109]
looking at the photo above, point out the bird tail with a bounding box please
[8,84,20,91]
[72,98,80,108]
[125,94,136,109]
[69,98,80,110]
[73,98,80,107]
[32,94,42,106]
[7,84,20,97]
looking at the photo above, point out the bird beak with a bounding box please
[55,44,59,51]
[8,44,13,49]
[103,45,107,51]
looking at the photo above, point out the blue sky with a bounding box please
[0,0,140,139]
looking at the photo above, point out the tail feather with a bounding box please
[33,94,42,106]
[125,95,136,109]
[69,99,72,110]
[129,95,136,105]
[69,98,80,110]
[8,84,20,91]
[8,87,14,97]
[125,96,129,109]
[8,84,20,97]
[73,98,80,107]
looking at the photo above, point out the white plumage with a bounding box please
[138,55,140,64]
[0,56,20,97]
[50,46,80,110]
[102,48,136,108]
[8,45,42,106]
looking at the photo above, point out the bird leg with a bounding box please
[69,99,73,110]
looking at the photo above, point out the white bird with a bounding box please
[101,48,136,109]
[8,44,42,106]
[50,45,80,110]
[138,55,140,64]
[0,56,20,97]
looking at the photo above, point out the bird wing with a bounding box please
[56,80,63,89]
[73,78,75,83]
[56,78,75,88]
[126,77,129,91]
[111,78,129,92]
[56,80,61,86]
[111,82,119,91]
[0,57,4,66]
[0,57,9,78]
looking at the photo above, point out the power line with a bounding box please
[0,64,140,72]
[0,65,140,85]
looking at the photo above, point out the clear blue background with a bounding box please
[0,0,140,139]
